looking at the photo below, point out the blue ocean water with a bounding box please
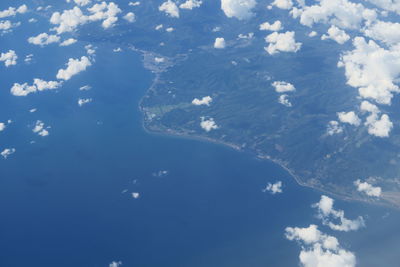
[1,6,400,266]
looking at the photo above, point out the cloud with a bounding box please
[192,96,213,106]
[32,120,50,137]
[200,117,219,132]
[264,31,302,55]
[263,181,283,194]
[66,0,92,6]
[1,148,16,159]
[354,179,382,197]
[363,20,400,47]
[337,111,360,126]
[60,38,77,46]
[272,81,296,93]
[0,122,5,131]
[259,20,282,31]
[326,121,343,135]
[278,94,292,107]
[285,224,356,267]
[321,25,350,44]
[109,261,122,267]
[159,0,180,18]
[179,0,202,9]
[291,0,376,30]
[338,37,400,105]
[50,2,121,34]
[0,50,17,67]
[123,12,135,22]
[271,0,293,9]
[313,195,365,232]
[0,5,27,19]
[214,37,226,49]
[129,2,141,6]
[220,0,257,20]
[11,79,62,96]
[364,0,400,14]
[78,98,92,106]
[56,56,91,81]
[365,113,393,137]
[28,33,60,46]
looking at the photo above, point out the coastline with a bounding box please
[132,46,398,210]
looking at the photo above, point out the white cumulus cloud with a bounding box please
[56,56,91,81]
[214,37,226,49]
[259,20,282,31]
[313,195,365,232]
[180,0,202,9]
[220,0,257,20]
[159,0,180,18]
[354,179,382,197]
[200,117,219,132]
[264,31,301,55]
[285,224,356,267]
[337,111,361,126]
[321,25,350,44]
[192,96,213,106]
[263,181,283,194]
[272,81,296,93]
[0,50,17,67]
[11,79,62,96]
[1,148,16,159]
[28,33,60,46]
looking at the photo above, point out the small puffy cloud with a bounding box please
[265,31,301,55]
[278,94,292,107]
[129,2,141,6]
[200,117,219,132]
[220,0,257,20]
[313,195,365,232]
[109,261,122,267]
[28,33,60,46]
[259,20,282,31]
[337,111,361,126]
[159,0,180,18]
[321,25,350,44]
[291,0,376,30]
[214,37,226,49]
[179,0,202,9]
[0,20,16,33]
[66,0,92,6]
[0,5,28,19]
[50,2,121,34]
[285,224,356,267]
[364,0,400,14]
[338,37,400,105]
[79,85,91,91]
[263,181,283,194]
[155,24,163,30]
[32,120,50,137]
[11,79,62,96]
[0,123,5,131]
[192,96,212,106]
[166,27,174,32]
[78,98,92,106]
[326,121,343,135]
[308,31,317,37]
[132,192,140,199]
[354,179,381,197]
[365,113,393,137]
[56,56,91,81]
[272,81,296,93]
[123,12,135,22]
[0,50,17,67]
[271,0,293,9]
[363,20,400,47]
[60,38,77,46]
[1,148,16,159]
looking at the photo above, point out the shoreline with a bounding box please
[133,46,398,210]
[139,116,395,209]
